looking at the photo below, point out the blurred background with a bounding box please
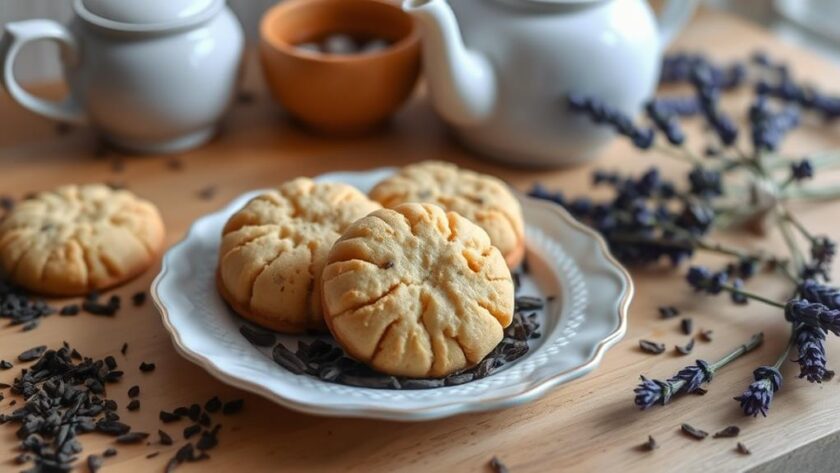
[2,0,840,84]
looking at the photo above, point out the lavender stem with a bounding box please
[711,333,765,371]
[776,208,806,271]
[718,283,786,308]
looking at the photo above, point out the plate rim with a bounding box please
[151,168,634,420]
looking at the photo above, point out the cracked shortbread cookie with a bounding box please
[322,203,514,378]
[0,184,165,296]
[369,160,525,269]
[217,178,381,333]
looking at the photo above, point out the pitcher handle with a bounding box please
[0,20,87,124]
[656,0,699,48]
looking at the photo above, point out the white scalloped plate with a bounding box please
[151,168,633,421]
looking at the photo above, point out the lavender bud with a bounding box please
[668,360,713,393]
[790,159,815,181]
[799,280,840,309]
[785,299,840,336]
[734,366,782,417]
[634,376,670,409]
[793,325,830,383]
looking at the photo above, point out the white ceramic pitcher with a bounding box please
[0,0,244,154]
[404,0,699,167]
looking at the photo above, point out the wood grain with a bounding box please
[2,9,840,473]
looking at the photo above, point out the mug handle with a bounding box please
[656,0,699,48]
[0,20,87,124]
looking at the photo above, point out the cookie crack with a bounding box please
[303,241,317,324]
[477,299,510,326]
[370,318,400,364]
[330,281,408,320]
[417,289,438,377]
[446,212,459,242]
[320,259,380,284]
[246,245,291,311]
[223,226,277,258]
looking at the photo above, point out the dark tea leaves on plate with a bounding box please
[239,325,276,347]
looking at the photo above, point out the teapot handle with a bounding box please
[0,20,87,124]
[656,0,699,48]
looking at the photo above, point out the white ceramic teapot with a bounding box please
[403,0,698,167]
[0,0,244,154]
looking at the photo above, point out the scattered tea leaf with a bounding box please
[18,345,47,362]
[160,411,181,423]
[713,426,740,438]
[197,185,217,201]
[87,454,103,473]
[60,304,81,316]
[700,329,714,342]
[222,399,244,415]
[681,423,708,440]
[639,340,666,354]
[681,318,693,335]
[641,435,658,451]
[489,456,510,473]
[737,442,751,454]
[184,424,201,440]
[129,292,146,307]
[116,432,149,444]
[159,430,173,446]
[659,306,680,319]
[204,396,222,413]
[675,338,695,355]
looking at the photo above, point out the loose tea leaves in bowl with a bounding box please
[240,293,544,390]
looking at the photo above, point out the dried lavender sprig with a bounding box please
[734,366,783,417]
[686,266,787,307]
[567,94,655,149]
[734,335,791,417]
[785,299,840,335]
[634,333,763,410]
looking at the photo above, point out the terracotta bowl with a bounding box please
[259,0,421,135]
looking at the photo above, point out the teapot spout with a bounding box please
[403,0,496,126]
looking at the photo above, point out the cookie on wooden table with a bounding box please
[322,203,514,378]
[0,184,165,296]
[218,177,380,333]
[369,160,525,269]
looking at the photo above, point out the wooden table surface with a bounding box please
[3,8,840,473]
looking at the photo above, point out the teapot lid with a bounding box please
[76,0,223,31]
[494,0,601,5]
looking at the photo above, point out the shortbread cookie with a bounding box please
[369,161,525,269]
[218,178,381,333]
[322,203,514,378]
[0,184,165,296]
